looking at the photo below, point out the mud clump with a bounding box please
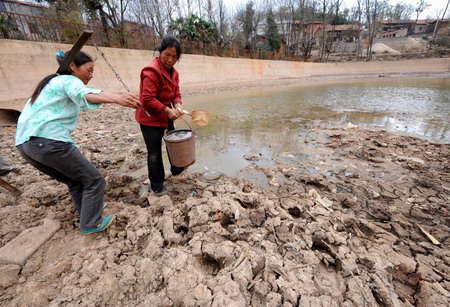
[0,105,449,306]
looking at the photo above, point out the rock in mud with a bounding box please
[1,107,449,306]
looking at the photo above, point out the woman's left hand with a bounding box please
[173,103,184,117]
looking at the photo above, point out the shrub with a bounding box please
[435,35,450,48]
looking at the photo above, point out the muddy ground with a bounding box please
[0,86,449,306]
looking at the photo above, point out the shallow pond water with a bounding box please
[179,76,450,177]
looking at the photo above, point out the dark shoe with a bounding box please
[80,216,114,234]
[152,186,168,196]
[171,169,190,180]
[0,163,18,176]
[171,166,186,176]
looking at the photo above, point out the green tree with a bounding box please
[265,9,282,52]
[79,0,134,47]
[35,0,84,42]
[331,11,348,25]
[168,14,216,44]
[35,0,82,21]
[242,1,256,49]
[0,13,19,38]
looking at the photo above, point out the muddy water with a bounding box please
[180,76,450,177]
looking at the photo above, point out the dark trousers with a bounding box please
[140,122,184,192]
[17,137,105,230]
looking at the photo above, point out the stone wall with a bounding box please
[1,39,449,107]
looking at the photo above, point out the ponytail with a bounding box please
[30,73,59,104]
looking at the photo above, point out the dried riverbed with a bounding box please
[0,86,450,306]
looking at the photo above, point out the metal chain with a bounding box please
[93,42,130,93]
[93,42,151,118]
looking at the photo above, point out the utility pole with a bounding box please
[428,0,450,54]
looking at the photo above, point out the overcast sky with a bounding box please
[221,0,447,19]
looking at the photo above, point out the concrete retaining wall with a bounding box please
[1,39,449,106]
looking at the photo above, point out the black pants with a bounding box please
[140,122,185,192]
[17,137,105,230]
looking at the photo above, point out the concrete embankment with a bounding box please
[1,39,449,108]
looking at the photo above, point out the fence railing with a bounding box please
[0,11,305,62]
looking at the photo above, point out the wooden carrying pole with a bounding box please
[0,178,21,196]
[57,30,93,74]
[0,31,93,196]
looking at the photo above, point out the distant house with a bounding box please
[90,17,154,36]
[1,1,156,46]
[326,24,361,42]
[256,18,361,47]
[123,20,154,35]
[377,19,450,36]
[0,0,48,16]
[307,23,362,43]
[89,17,156,49]
[376,28,408,38]
[292,21,324,40]
[413,20,429,34]
[0,0,50,40]
[425,19,450,35]
[378,20,414,34]
[122,19,156,49]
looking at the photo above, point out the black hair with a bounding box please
[30,51,93,104]
[157,35,182,60]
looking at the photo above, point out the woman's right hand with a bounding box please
[117,93,141,109]
[166,107,180,120]
[85,92,141,109]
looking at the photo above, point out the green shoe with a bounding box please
[80,216,114,235]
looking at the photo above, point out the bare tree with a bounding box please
[273,0,297,56]
[410,0,430,35]
[237,1,258,49]
[205,0,213,21]
[197,0,204,18]
[353,0,363,59]
[325,0,343,61]
[101,0,133,29]
[80,0,134,46]
[129,0,178,37]
[319,0,330,61]
[294,0,318,58]
[385,2,414,20]
[430,0,450,46]
[364,0,383,60]
[204,0,229,45]
[216,0,229,45]
[183,0,194,17]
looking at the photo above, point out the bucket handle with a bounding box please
[180,116,192,130]
[171,103,192,130]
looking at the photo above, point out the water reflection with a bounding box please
[180,76,450,177]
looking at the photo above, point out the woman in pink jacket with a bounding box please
[136,35,185,194]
